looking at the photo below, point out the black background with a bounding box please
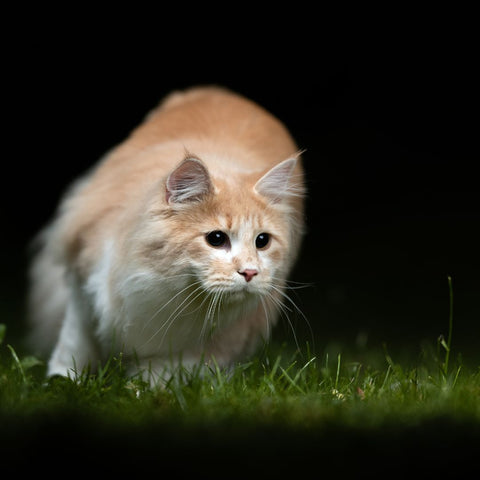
[2,17,478,362]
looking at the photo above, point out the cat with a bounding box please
[28,86,306,384]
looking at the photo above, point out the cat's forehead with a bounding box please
[213,212,263,231]
[206,177,288,231]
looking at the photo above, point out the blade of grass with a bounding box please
[211,356,225,391]
[443,275,454,378]
[0,324,6,344]
[7,344,27,384]
[263,355,282,394]
[335,353,341,391]
[291,356,317,386]
[279,365,305,394]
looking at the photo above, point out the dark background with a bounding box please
[2,21,478,362]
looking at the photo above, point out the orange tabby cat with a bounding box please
[28,86,305,383]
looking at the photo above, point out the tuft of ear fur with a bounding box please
[166,157,212,204]
[254,158,299,203]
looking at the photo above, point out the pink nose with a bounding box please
[238,269,258,282]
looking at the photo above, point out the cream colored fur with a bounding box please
[28,86,305,384]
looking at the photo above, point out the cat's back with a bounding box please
[74,87,298,199]
[126,86,299,168]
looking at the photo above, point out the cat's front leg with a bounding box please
[48,282,99,379]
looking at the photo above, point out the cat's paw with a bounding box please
[47,359,77,380]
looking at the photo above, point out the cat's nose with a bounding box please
[238,269,258,283]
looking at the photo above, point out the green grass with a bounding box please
[1,278,479,475]
[1,330,480,475]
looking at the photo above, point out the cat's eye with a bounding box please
[206,230,229,248]
[255,233,270,249]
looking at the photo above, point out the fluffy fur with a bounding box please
[28,86,305,383]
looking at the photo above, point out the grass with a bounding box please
[1,278,480,476]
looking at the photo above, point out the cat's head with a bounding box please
[142,155,304,301]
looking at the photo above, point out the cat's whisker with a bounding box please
[267,283,314,352]
[217,288,226,326]
[205,292,218,340]
[271,295,294,314]
[269,284,310,325]
[122,272,197,293]
[140,279,203,336]
[271,276,313,290]
[269,280,314,337]
[173,287,212,344]
[142,284,205,348]
[206,291,216,323]
[202,288,224,341]
[265,290,301,351]
[260,296,271,339]
[270,284,315,352]
[157,286,207,343]
[199,290,216,342]
[216,288,227,325]
[157,273,198,281]
[267,289,294,317]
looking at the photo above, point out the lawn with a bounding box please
[1,308,480,477]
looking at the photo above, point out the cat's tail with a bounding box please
[27,225,68,358]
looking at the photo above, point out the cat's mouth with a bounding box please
[208,283,262,301]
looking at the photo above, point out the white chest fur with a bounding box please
[86,241,259,362]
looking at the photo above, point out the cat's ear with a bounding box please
[254,158,298,203]
[166,157,212,204]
